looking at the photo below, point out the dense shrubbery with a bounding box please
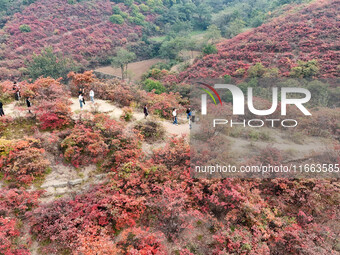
[0,0,145,80]
[0,138,50,186]
[26,47,77,80]
[0,188,41,254]
[143,78,166,94]
[0,1,339,254]
[61,124,109,167]
[24,77,73,130]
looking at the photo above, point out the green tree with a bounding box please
[111,48,136,80]
[112,6,121,14]
[224,18,245,38]
[143,79,166,94]
[0,0,9,10]
[109,14,124,24]
[247,63,266,78]
[202,44,218,55]
[159,37,187,59]
[26,47,76,80]
[306,80,329,107]
[290,60,319,78]
[123,0,133,7]
[193,3,212,29]
[19,24,31,32]
[204,24,222,43]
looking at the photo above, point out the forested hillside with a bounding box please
[0,0,312,81]
[0,0,339,254]
[168,0,339,83]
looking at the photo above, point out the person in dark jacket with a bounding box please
[26,97,32,113]
[0,101,4,116]
[13,82,19,101]
[143,105,149,119]
[186,108,191,119]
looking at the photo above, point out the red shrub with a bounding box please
[0,188,41,254]
[15,77,73,130]
[29,184,146,253]
[115,227,166,254]
[147,92,182,119]
[152,135,190,170]
[0,138,50,186]
[68,70,97,96]
[61,124,109,167]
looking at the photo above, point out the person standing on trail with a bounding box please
[172,108,178,125]
[79,94,84,109]
[12,82,17,100]
[79,87,84,96]
[17,84,21,101]
[26,97,32,113]
[13,82,20,101]
[144,104,149,119]
[0,101,5,116]
[90,89,95,103]
[186,108,191,119]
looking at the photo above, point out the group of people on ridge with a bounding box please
[0,82,31,117]
[143,104,194,128]
[1,83,196,130]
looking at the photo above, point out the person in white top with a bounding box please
[172,108,178,125]
[89,89,94,103]
[79,94,84,109]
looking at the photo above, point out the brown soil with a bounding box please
[95,58,165,81]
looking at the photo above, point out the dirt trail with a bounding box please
[70,97,190,137]
[95,58,165,81]
[2,101,26,118]
[22,98,189,204]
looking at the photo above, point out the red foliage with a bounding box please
[12,77,73,130]
[29,183,146,254]
[146,92,183,119]
[61,124,109,167]
[0,0,146,80]
[0,188,42,255]
[74,226,118,255]
[115,227,166,254]
[152,135,190,170]
[168,0,339,83]
[0,138,50,186]
[68,70,97,96]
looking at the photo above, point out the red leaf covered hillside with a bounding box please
[172,0,339,82]
[0,0,153,80]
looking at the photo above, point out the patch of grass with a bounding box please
[0,117,36,139]
[229,127,242,138]
[0,93,14,104]
[33,167,52,189]
[189,29,206,38]
[149,35,166,42]
[283,131,306,144]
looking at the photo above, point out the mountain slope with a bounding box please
[171,0,339,82]
[0,0,151,80]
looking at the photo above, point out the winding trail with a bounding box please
[1,98,190,137]
[70,98,190,136]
